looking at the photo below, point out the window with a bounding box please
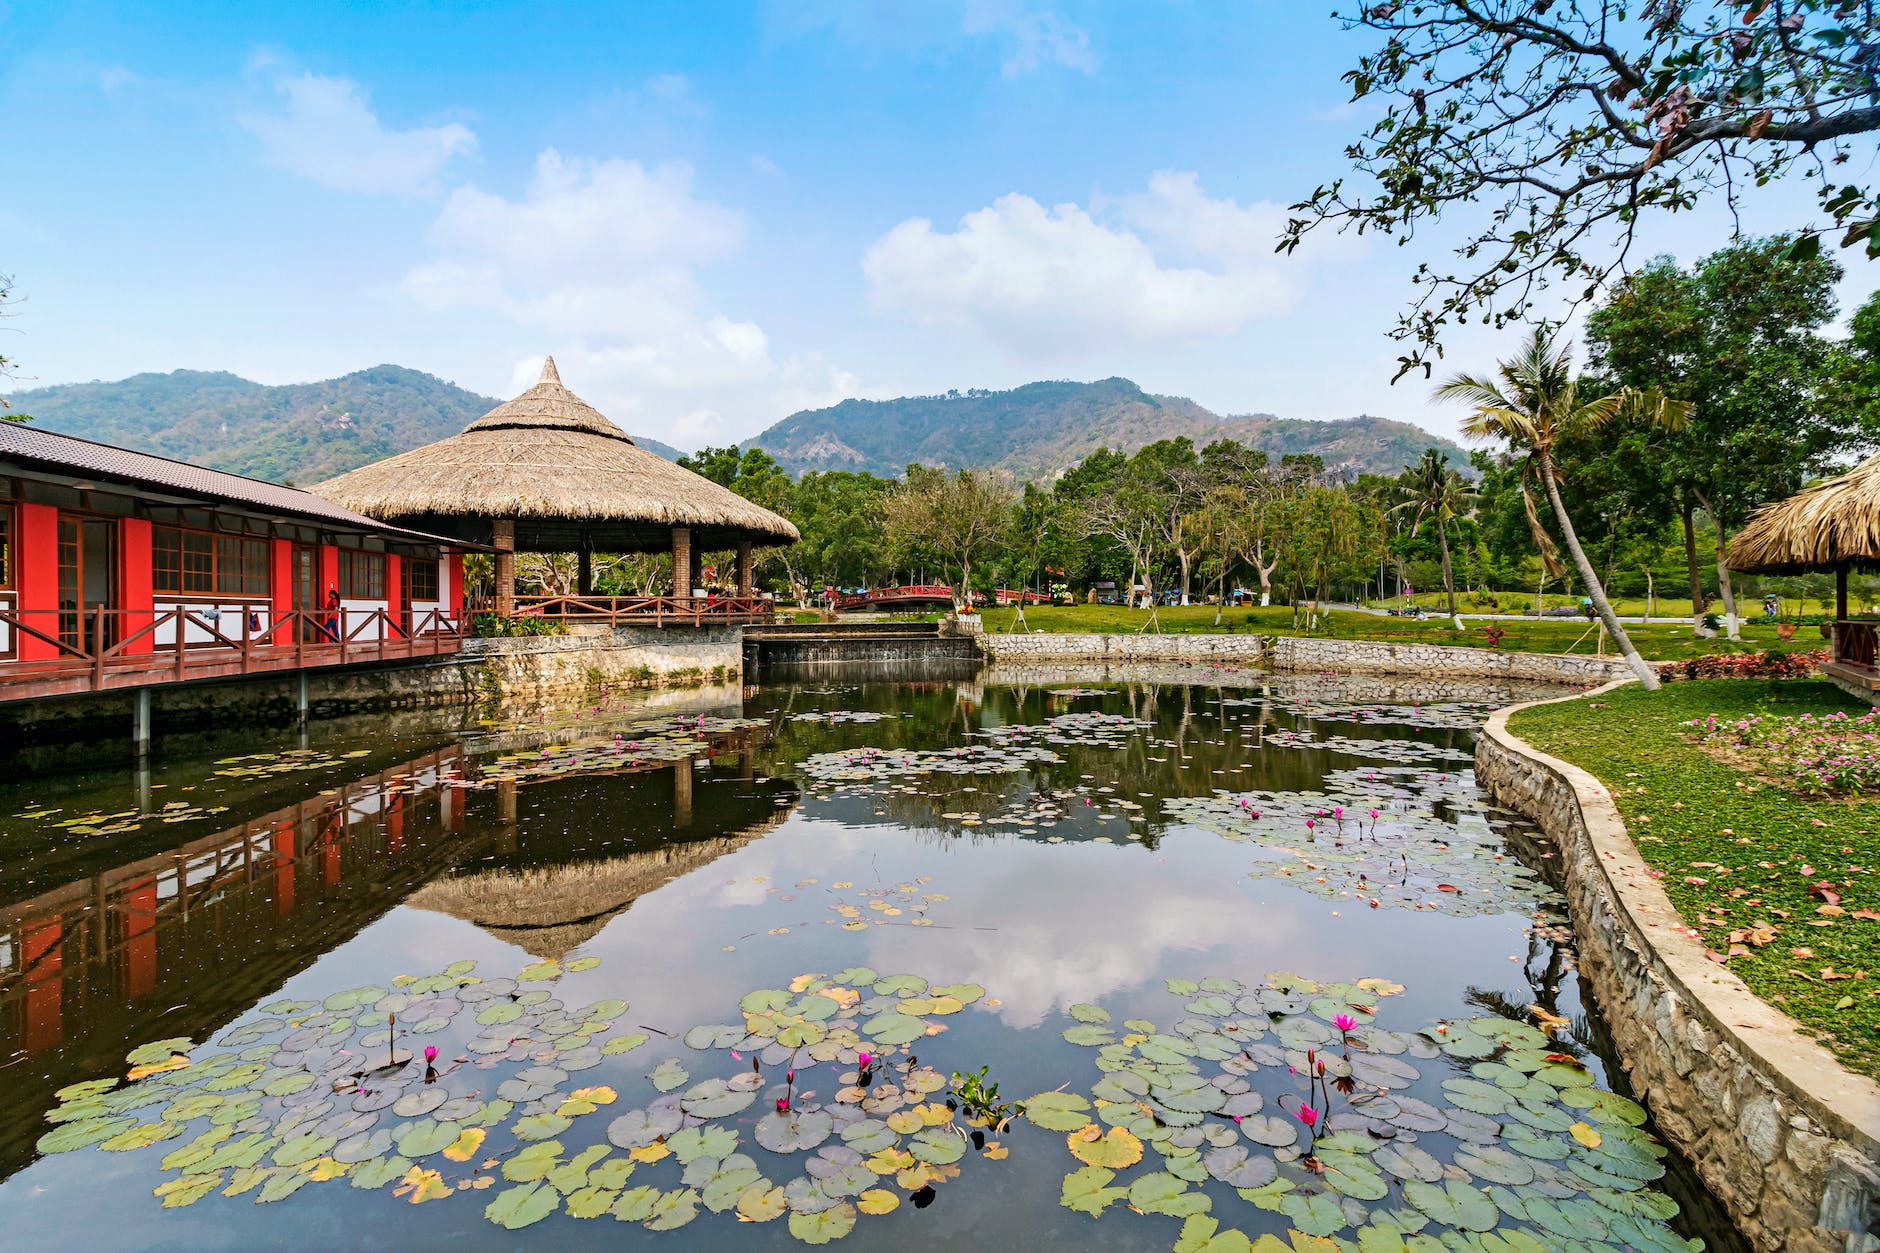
[339,549,385,599]
[405,557,439,602]
[153,526,268,596]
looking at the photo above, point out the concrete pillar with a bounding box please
[295,672,309,724]
[132,688,151,758]
[736,541,754,597]
[673,757,693,828]
[671,526,692,599]
[493,518,516,615]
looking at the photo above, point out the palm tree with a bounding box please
[1436,326,1690,691]
[1393,449,1475,626]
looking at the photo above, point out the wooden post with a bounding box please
[578,547,593,597]
[1836,564,1849,661]
[736,541,753,598]
[493,518,516,616]
[672,526,692,599]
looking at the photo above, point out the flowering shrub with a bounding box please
[1657,648,1826,682]
[1686,705,1880,794]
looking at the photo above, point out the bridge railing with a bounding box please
[486,594,777,627]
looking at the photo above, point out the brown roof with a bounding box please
[312,359,799,549]
[1727,452,1880,575]
[0,420,471,547]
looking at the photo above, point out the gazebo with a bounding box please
[314,359,798,620]
[1727,452,1880,697]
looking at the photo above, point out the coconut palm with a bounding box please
[1393,449,1476,626]
[1436,326,1691,691]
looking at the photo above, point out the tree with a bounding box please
[883,466,1014,609]
[1286,2,1880,379]
[1393,449,1476,624]
[1437,325,1690,690]
[1585,238,1852,633]
[1,274,26,422]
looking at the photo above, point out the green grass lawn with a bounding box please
[1359,589,1857,619]
[967,603,1820,662]
[1510,679,1880,1079]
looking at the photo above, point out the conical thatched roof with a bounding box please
[312,359,798,551]
[1728,453,1880,575]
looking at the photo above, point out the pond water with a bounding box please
[0,671,1738,1251]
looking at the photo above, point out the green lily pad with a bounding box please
[1128,1171,1211,1218]
[669,1125,740,1164]
[1061,1165,1130,1216]
[486,1181,559,1230]
[787,1201,857,1244]
[649,1059,690,1093]
[754,1108,834,1154]
[1022,1091,1092,1131]
[1402,1178,1498,1231]
[861,1012,926,1046]
[681,1077,759,1119]
[643,1186,701,1231]
[38,1116,136,1154]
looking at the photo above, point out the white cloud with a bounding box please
[403,149,865,448]
[862,172,1301,354]
[765,0,1095,75]
[963,0,1096,75]
[240,72,476,196]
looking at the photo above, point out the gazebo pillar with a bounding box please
[671,526,691,599]
[690,547,703,596]
[736,541,754,597]
[493,518,516,615]
[577,547,593,597]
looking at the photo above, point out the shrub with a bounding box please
[1687,705,1880,794]
[473,612,567,638]
[1657,649,1825,682]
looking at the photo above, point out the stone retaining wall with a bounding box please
[1270,635,1632,685]
[976,632,1266,664]
[466,626,742,703]
[1477,685,1880,1253]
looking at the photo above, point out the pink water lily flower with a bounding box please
[1296,1105,1319,1128]
[423,1045,439,1063]
[775,1097,791,1113]
[1334,1014,1358,1034]
[857,1052,872,1067]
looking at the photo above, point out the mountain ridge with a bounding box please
[744,376,1468,479]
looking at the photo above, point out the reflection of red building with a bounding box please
[0,423,470,697]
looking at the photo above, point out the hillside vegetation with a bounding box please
[746,377,1467,478]
[4,366,682,484]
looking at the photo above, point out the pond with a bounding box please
[0,671,1738,1251]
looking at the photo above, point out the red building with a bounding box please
[0,422,470,696]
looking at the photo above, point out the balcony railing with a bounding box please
[473,594,777,626]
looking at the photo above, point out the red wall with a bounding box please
[385,553,403,635]
[270,538,293,634]
[119,518,155,656]
[14,503,60,661]
[449,551,465,621]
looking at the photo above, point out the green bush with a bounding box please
[473,612,567,638]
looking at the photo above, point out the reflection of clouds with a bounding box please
[706,820,878,906]
[860,849,1293,1029]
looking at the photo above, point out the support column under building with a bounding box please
[736,541,754,597]
[494,518,517,615]
[672,526,692,599]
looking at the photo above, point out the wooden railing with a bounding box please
[479,594,777,626]
[833,585,957,610]
[0,606,464,699]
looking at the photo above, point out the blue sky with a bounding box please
[1,0,1868,452]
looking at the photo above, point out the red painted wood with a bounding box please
[273,823,296,915]
[119,518,156,655]
[14,503,59,661]
[270,538,293,626]
[386,552,403,636]
[122,877,157,999]
[23,919,63,1052]
[448,551,465,622]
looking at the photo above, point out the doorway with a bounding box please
[57,515,117,652]
[291,544,319,642]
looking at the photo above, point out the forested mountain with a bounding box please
[745,377,1467,479]
[3,366,682,484]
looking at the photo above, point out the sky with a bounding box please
[1,0,1871,453]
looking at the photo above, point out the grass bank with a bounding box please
[1509,679,1880,1079]
[963,603,1817,662]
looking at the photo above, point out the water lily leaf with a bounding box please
[127,1037,195,1067]
[872,974,928,997]
[700,1158,766,1212]
[515,1112,574,1142]
[840,1120,897,1153]
[1402,1178,1497,1231]
[787,1200,857,1244]
[349,1153,413,1190]
[908,1128,964,1165]
[1204,1143,1278,1188]
[486,1181,559,1230]
[162,1125,235,1171]
[322,986,386,1013]
[855,1187,899,1216]
[1066,1124,1143,1169]
[476,1002,523,1027]
[1455,1143,1536,1186]
[1023,1091,1092,1131]
[1128,1171,1211,1218]
[271,1132,337,1167]
[393,1165,452,1204]
[391,1089,446,1118]
[1374,1142,1443,1183]
[670,1125,740,1164]
[100,1121,184,1152]
[557,1085,618,1116]
[155,1171,223,1208]
[1186,995,1234,1018]
[649,1059,690,1093]
[608,1184,660,1222]
[565,957,601,973]
[517,960,563,983]
[778,1021,828,1048]
[643,1186,701,1230]
[929,983,984,1004]
[256,1167,314,1203]
[1061,1164,1130,1216]
[1062,1024,1115,1047]
[756,1108,834,1154]
[684,1024,745,1050]
[565,1184,619,1218]
[1068,1002,1111,1024]
[861,1012,926,1046]
[1238,1115,1300,1148]
[1166,978,1200,996]
[1278,1190,1345,1236]
[608,1106,682,1149]
[741,989,792,1014]
[676,1077,755,1120]
[603,1032,650,1056]
[737,1184,788,1222]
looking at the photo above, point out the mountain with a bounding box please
[2,366,682,485]
[745,377,1468,479]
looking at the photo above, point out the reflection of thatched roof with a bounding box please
[312,359,799,550]
[405,816,785,959]
[1729,453,1880,575]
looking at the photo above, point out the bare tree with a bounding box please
[883,466,1015,609]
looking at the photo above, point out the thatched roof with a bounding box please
[404,821,779,959]
[1728,453,1880,575]
[311,359,799,551]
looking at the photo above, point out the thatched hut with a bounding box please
[313,359,798,612]
[1728,452,1880,690]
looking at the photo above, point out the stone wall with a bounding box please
[465,626,743,704]
[1270,635,1632,685]
[1477,687,1880,1253]
[977,632,1266,665]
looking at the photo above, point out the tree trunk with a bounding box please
[1436,516,1460,626]
[1680,494,1705,628]
[1689,487,1739,639]
[1178,548,1192,606]
[1540,451,1660,690]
